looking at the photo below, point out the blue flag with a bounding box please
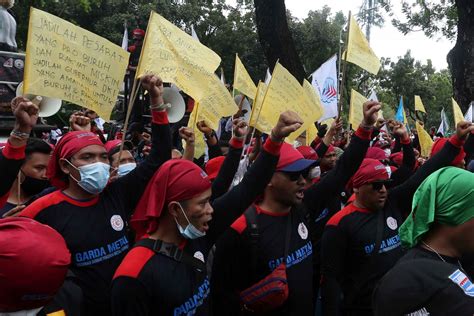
[395,96,406,123]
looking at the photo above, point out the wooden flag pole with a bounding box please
[337,11,351,119]
[117,78,141,163]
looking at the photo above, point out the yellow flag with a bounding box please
[136,11,220,81]
[296,79,324,144]
[452,98,465,127]
[416,121,433,158]
[24,8,129,119]
[349,89,367,128]
[414,95,426,113]
[185,102,206,158]
[306,124,318,147]
[345,15,381,75]
[233,54,257,99]
[254,63,327,142]
[137,11,235,131]
[249,81,265,125]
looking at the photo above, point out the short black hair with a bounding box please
[25,138,52,160]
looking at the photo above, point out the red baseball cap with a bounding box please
[205,156,225,181]
[277,143,316,172]
[0,218,70,312]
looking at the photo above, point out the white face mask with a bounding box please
[173,202,206,240]
[117,162,136,177]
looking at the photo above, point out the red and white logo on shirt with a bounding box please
[110,215,124,231]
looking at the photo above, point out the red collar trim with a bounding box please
[255,204,290,217]
[59,190,99,207]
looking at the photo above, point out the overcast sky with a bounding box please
[229,0,453,71]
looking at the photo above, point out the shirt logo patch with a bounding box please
[448,269,474,297]
[386,216,398,230]
[194,251,205,262]
[298,222,308,240]
[110,215,124,231]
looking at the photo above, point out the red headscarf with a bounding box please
[297,146,318,160]
[131,159,211,239]
[431,137,466,166]
[0,218,70,312]
[352,158,390,188]
[366,147,388,161]
[47,131,104,189]
[205,156,225,181]
[390,152,403,167]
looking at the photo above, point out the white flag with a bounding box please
[311,54,338,121]
[220,68,226,85]
[264,68,272,85]
[368,90,378,102]
[121,24,128,51]
[437,108,449,136]
[191,25,200,42]
[465,103,473,123]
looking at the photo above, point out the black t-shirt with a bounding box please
[111,238,210,316]
[373,247,474,316]
[211,205,314,315]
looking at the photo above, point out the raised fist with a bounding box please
[271,111,303,141]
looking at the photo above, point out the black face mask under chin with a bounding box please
[21,174,50,196]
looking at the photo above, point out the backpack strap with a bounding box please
[135,238,206,273]
[244,206,259,279]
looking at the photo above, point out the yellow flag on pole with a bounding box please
[416,121,433,158]
[24,8,129,119]
[306,124,318,146]
[249,81,270,132]
[185,102,206,158]
[344,15,381,75]
[452,98,465,127]
[349,89,367,128]
[414,95,426,113]
[137,11,236,131]
[233,54,257,99]
[255,62,326,142]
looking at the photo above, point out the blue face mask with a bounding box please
[173,202,206,239]
[68,161,110,195]
[117,162,136,177]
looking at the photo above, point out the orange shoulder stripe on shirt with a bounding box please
[19,190,65,219]
[326,204,370,227]
[113,246,155,279]
[230,214,247,234]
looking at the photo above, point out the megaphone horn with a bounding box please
[16,82,62,117]
[162,86,186,123]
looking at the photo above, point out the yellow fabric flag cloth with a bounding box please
[414,95,427,113]
[234,54,257,100]
[344,15,381,75]
[24,8,129,119]
[349,89,367,129]
[185,102,207,159]
[452,98,465,127]
[416,121,433,158]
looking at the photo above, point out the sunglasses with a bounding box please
[370,180,392,191]
[281,169,310,181]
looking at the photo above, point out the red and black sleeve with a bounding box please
[0,141,25,208]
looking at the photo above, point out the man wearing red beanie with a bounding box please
[19,75,171,315]
[0,217,70,314]
[321,121,474,315]
[110,111,302,315]
[211,102,381,315]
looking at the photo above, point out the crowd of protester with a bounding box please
[1,73,474,316]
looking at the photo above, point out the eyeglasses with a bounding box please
[281,169,310,181]
[370,180,392,191]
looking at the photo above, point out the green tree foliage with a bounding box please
[375,51,453,128]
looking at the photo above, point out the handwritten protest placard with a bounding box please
[249,81,272,134]
[137,11,235,128]
[24,8,129,119]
